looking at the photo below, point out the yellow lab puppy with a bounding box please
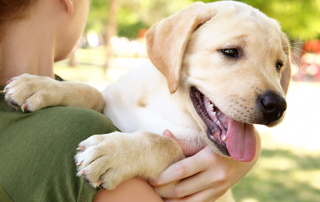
[4,1,291,201]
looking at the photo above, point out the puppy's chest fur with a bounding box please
[102,65,203,143]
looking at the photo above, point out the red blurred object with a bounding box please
[299,40,320,82]
[302,40,320,54]
[137,29,148,39]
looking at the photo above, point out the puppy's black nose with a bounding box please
[260,92,287,124]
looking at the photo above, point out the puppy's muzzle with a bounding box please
[259,91,287,125]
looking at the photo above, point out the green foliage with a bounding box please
[86,0,320,40]
[241,0,320,40]
[117,21,148,39]
[86,0,192,39]
[197,0,320,40]
[86,0,110,33]
[116,0,193,38]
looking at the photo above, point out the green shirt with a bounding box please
[0,80,119,202]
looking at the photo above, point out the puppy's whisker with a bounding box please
[192,101,210,118]
[282,43,307,54]
[289,56,300,69]
[199,108,210,118]
[289,40,319,46]
[290,52,303,65]
[288,46,309,55]
[288,41,304,46]
[193,102,206,113]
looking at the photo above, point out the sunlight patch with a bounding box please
[241,198,259,202]
[257,156,297,170]
[291,170,320,189]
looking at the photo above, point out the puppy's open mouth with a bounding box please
[190,87,256,162]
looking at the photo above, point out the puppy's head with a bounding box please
[146,2,291,162]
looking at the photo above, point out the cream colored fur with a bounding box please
[4,74,104,112]
[4,1,291,201]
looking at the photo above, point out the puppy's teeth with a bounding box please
[221,135,226,142]
[216,120,220,124]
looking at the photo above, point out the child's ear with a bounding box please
[61,0,74,13]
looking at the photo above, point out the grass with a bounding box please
[54,47,149,85]
[232,138,320,202]
[233,81,320,202]
[55,47,320,202]
[54,47,107,81]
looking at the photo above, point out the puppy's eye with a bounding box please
[276,62,283,72]
[221,49,238,57]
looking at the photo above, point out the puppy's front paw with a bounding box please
[75,131,184,190]
[75,132,139,189]
[4,74,58,112]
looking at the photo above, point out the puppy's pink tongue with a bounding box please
[226,120,256,162]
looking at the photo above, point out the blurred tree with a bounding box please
[87,0,192,39]
[86,0,110,34]
[86,0,192,71]
[86,0,320,68]
[87,0,320,40]
[104,0,118,71]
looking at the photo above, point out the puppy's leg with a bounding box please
[75,131,184,193]
[4,74,104,112]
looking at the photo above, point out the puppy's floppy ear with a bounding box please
[146,2,216,94]
[280,32,292,96]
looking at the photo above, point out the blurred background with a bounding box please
[54,0,320,201]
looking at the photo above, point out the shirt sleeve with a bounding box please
[0,103,119,202]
